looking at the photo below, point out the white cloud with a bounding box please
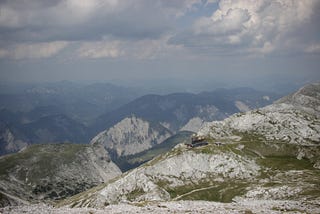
[77,40,124,59]
[0,41,68,59]
[194,8,250,35]
[172,0,319,56]
[305,44,320,54]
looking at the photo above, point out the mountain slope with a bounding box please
[0,108,91,155]
[20,114,89,144]
[91,116,172,159]
[0,143,121,207]
[60,82,320,211]
[199,82,320,147]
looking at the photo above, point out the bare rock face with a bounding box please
[0,126,28,155]
[91,116,172,157]
[0,143,121,206]
[180,117,205,132]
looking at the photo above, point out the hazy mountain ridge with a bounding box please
[0,143,121,207]
[91,88,278,134]
[59,82,320,213]
[0,82,142,123]
[0,110,90,155]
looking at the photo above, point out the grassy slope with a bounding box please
[0,144,86,183]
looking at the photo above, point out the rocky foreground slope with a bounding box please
[57,82,320,213]
[3,199,320,214]
[0,143,121,207]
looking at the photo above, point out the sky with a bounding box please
[0,0,320,92]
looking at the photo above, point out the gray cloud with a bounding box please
[0,0,198,43]
[0,0,202,60]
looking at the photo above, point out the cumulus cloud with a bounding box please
[0,41,68,59]
[170,0,319,56]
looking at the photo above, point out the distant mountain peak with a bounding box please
[91,115,172,157]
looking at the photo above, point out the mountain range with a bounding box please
[0,84,278,157]
[55,82,320,213]
[0,81,143,124]
[91,87,278,134]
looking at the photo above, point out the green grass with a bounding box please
[259,156,314,170]
[178,183,248,202]
[126,188,146,201]
[163,180,248,203]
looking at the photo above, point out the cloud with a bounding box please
[77,40,124,59]
[76,35,185,60]
[305,44,320,54]
[0,0,200,42]
[0,0,319,61]
[0,41,68,59]
[194,8,250,36]
[170,0,319,56]
[0,0,202,60]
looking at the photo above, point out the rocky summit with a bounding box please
[57,82,320,213]
[0,143,121,207]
